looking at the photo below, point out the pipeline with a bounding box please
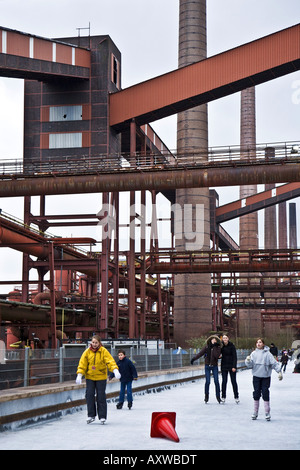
[0,299,93,325]
[146,259,300,274]
[0,161,300,197]
[33,290,65,305]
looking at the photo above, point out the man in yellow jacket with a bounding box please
[76,335,120,424]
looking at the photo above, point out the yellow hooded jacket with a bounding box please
[77,346,118,381]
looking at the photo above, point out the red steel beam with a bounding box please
[216,182,300,223]
[109,24,300,130]
[0,27,90,80]
[0,216,98,278]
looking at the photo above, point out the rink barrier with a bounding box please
[0,347,250,389]
[0,359,248,432]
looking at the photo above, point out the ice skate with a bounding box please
[220,398,226,403]
[128,401,132,409]
[86,417,95,424]
[99,418,106,425]
[235,398,240,404]
[252,400,259,419]
[265,413,271,421]
[116,402,123,409]
[204,394,209,403]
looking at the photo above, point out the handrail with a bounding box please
[0,140,299,177]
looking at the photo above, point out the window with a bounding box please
[49,133,82,149]
[111,54,120,89]
[49,105,82,122]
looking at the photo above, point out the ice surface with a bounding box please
[0,367,299,451]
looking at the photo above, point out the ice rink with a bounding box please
[0,367,299,451]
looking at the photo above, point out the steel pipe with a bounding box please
[0,163,299,197]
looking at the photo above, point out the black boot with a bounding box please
[216,396,221,404]
[204,394,209,403]
[128,401,132,409]
[116,402,123,409]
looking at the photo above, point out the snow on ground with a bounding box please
[0,367,299,451]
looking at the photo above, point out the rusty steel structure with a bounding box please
[0,151,299,197]
[0,12,300,349]
[140,249,300,274]
[109,23,300,130]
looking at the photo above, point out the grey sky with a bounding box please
[0,0,299,287]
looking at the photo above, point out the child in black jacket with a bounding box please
[110,350,138,409]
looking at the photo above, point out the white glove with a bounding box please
[278,372,283,381]
[76,373,82,384]
[246,356,251,362]
[113,369,121,380]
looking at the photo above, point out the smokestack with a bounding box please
[263,147,280,337]
[264,147,277,250]
[238,87,261,337]
[174,0,211,346]
[289,203,297,248]
[239,88,259,250]
[278,202,287,249]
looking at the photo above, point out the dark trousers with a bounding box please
[119,381,133,403]
[221,370,239,399]
[281,362,287,372]
[204,365,220,397]
[86,379,107,419]
[252,376,271,401]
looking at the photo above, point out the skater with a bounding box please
[245,338,282,421]
[110,349,138,409]
[269,343,278,359]
[220,333,239,403]
[280,351,289,372]
[191,335,222,403]
[292,345,300,373]
[76,335,120,424]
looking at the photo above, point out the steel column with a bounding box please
[48,242,57,349]
[128,120,136,338]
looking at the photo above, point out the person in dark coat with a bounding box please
[270,343,278,359]
[191,335,222,403]
[110,350,138,409]
[280,351,289,372]
[220,333,239,403]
